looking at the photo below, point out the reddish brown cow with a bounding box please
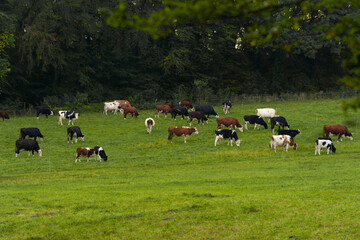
[75,147,94,162]
[323,124,353,141]
[123,107,139,119]
[168,126,199,143]
[216,117,243,132]
[179,100,194,110]
[155,104,172,118]
[115,100,131,108]
[0,112,9,121]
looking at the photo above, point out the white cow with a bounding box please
[145,117,155,134]
[103,102,121,115]
[315,138,336,155]
[270,135,297,152]
[256,108,278,121]
[58,111,79,125]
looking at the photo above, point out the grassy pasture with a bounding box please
[1,99,360,239]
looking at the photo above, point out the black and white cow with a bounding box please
[15,139,42,157]
[315,138,336,155]
[36,108,53,119]
[195,105,218,118]
[188,111,208,126]
[67,126,85,143]
[270,116,290,133]
[94,145,108,161]
[58,111,79,125]
[222,101,232,114]
[278,129,301,139]
[20,128,44,141]
[214,129,240,147]
[171,107,189,120]
[243,115,268,130]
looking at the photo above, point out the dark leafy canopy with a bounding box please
[0,0,358,109]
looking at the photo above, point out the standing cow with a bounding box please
[195,105,218,118]
[36,108,53,119]
[15,139,42,157]
[270,135,297,152]
[75,148,94,162]
[243,115,268,130]
[168,126,198,143]
[145,117,155,134]
[171,107,189,120]
[315,138,336,155]
[94,145,108,161]
[214,129,240,147]
[256,108,278,122]
[179,100,194,110]
[323,124,353,141]
[0,112,9,121]
[216,117,243,132]
[155,104,172,118]
[270,116,290,133]
[67,126,85,143]
[20,128,44,141]
[58,111,79,125]
[103,102,121,115]
[222,101,232,114]
[123,106,139,119]
[188,111,208,126]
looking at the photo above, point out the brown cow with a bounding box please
[323,124,353,141]
[75,147,94,162]
[155,104,172,118]
[0,112,9,121]
[179,100,194,110]
[165,102,174,108]
[123,106,139,119]
[216,117,243,132]
[115,100,131,108]
[168,126,198,143]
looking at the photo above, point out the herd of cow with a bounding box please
[2,99,354,161]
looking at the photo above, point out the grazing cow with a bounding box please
[94,145,108,161]
[195,105,218,118]
[271,116,290,133]
[179,100,194,110]
[243,115,268,130]
[278,129,301,139]
[36,108,53,119]
[123,106,139,119]
[216,117,243,132]
[171,107,189,120]
[315,138,336,155]
[270,135,297,152]
[67,126,85,143]
[323,124,353,141]
[58,111,79,125]
[0,112,9,121]
[114,100,131,108]
[256,108,278,121]
[75,147,94,162]
[155,104,172,118]
[222,101,232,114]
[165,102,174,108]
[168,126,198,143]
[214,129,240,147]
[15,139,42,157]
[145,117,155,134]
[20,128,44,141]
[103,101,121,115]
[188,111,208,126]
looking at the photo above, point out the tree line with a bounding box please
[0,0,357,110]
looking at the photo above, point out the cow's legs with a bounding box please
[184,136,187,143]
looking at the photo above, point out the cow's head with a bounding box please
[331,143,336,153]
[37,149,42,157]
[235,139,241,147]
[297,129,301,134]
[194,127,199,134]
[292,143,297,150]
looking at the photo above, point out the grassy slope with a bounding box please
[1,99,360,239]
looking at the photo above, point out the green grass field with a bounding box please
[1,99,360,239]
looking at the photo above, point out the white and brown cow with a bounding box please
[114,100,131,108]
[123,106,139,119]
[270,135,297,152]
[103,101,121,115]
[155,104,172,118]
[216,117,243,132]
[179,100,194,110]
[168,126,198,143]
[75,147,94,162]
[323,124,353,141]
[145,117,155,134]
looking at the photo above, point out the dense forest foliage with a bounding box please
[0,0,357,109]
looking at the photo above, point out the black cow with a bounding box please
[243,115,268,130]
[270,116,290,133]
[15,139,42,157]
[36,108,53,119]
[188,111,208,126]
[278,129,301,139]
[67,126,85,143]
[222,100,232,114]
[195,105,218,118]
[171,107,189,120]
[214,129,240,147]
[20,128,44,141]
[94,145,108,161]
